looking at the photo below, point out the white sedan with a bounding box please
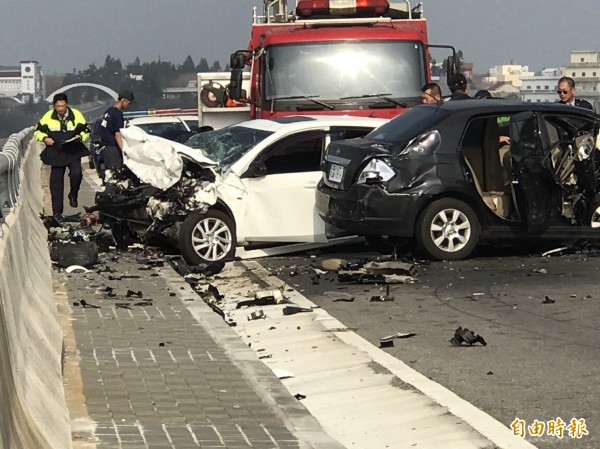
[113,116,387,264]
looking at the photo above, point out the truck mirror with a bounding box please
[230,52,246,70]
[446,55,461,77]
[228,69,244,100]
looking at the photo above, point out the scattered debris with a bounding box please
[134,300,153,307]
[294,393,307,400]
[338,260,416,284]
[248,310,266,321]
[272,368,295,379]
[321,258,348,272]
[370,285,394,302]
[469,292,484,301]
[487,371,494,375]
[65,265,91,274]
[379,336,395,348]
[115,303,132,310]
[126,289,143,298]
[282,305,313,316]
[450,327,487,346]
[383,332,416,340]
[542,295,556,304]
[236,289,285,309]
[532,268,548,274]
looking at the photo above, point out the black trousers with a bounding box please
[102,145,123,171]
[50,160,82,216]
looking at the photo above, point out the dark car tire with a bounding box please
[179,210,236,265]
[365,235,413,255]
[416,198,481,261]
[200,88,221,108]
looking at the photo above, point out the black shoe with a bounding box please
[53,214,64,222]
[68,193,78,208]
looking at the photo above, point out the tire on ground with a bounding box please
[416,198,480,261]
[178,209,236,265]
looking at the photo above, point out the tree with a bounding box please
[210,60,222,72]
[196,58,209,72]
[180,55,196,73]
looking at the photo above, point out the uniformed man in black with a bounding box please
[448,73,471,101]
[556,76,594,110]
[98,90,134,172]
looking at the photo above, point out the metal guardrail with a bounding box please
[0,127,34,234]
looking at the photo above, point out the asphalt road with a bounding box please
[259,242,600,449]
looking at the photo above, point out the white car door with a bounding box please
[241,130,329,242]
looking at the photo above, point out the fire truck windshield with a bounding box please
[264,41,425,104]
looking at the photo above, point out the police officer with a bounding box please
[34,93,89,219]
[447,73,471,101]
[556,76,594,110]
[98,90,134,172]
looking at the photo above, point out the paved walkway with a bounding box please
[47,164,341,449]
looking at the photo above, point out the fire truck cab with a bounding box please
[229,0,458,120]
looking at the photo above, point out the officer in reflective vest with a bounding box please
[34,93,89,220]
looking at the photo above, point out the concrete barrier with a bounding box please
[0,133,71,449]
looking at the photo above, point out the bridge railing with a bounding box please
[0,127,33,235]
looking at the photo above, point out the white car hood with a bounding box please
[121,126,217,190]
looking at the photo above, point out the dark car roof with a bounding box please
[428,99,599,117]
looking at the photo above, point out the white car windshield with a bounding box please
[185,126,274,171]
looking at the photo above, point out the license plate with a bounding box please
[328,163,344,183]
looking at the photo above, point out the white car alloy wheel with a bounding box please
[179,210,236,265]
[192,216,233,261]
[429,208,472,253]
[416,198,480,260]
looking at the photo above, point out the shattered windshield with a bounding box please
[185,126,274,171]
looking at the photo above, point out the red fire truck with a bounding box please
[228,0,459,120]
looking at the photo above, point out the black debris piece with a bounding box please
[108,275,123,280]
[122,275,141,279]
[379,336,395,348]
[259,354,272,359]
[236,290,284,309]
[487,371,494,375]
[134,301,153,307]
[115,303,132,310]
[338,260,416,284]
[294,393,307,400]
[450,327,487,346]
[206,284,224,302]
[282,306,313,316]
[80,299,100,309]
[126,289,143,298]
[542,295,556,304]
[159,342,165,347]
[72,301,79,306]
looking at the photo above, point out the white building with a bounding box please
[561,50,600,110]
[520,68,561,103]
[483,64,534,88]
[0,61,45,103]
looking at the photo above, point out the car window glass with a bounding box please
[542,114,596,148]
[330,127,374,141]
[135,122,186,138]
[367,106,449,144]
[510,112,541,156]
[185,126,274,170]
[261,132,325,175]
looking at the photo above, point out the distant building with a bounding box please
[561,50,600,110]
[483,63,534,88]
[520,68,561,103]
[0,61,45,103]
[486,81,520,99]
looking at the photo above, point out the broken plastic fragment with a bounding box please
[65,265,91,274]
[542,295,556,304]
[272,368,295,379]
[248,310,266,321]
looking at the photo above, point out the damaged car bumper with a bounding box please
[316,181,431,237]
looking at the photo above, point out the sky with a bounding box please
[1,0,599,75]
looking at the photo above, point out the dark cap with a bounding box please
[448,73,467,91]
[474,89,492,99]
[118,89,134,103]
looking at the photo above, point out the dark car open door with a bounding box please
[510,111,552,232]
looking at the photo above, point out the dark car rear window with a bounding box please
[367,105,450,143]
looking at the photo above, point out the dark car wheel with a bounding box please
[365,235,413,255]
[179,210,236,265]
[416,198,481,261]
[590,203,600,228]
